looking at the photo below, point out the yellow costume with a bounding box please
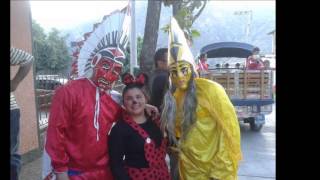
[162,18,242,180]
[174,78,242,180]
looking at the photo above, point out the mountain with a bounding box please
[63,1,275,56]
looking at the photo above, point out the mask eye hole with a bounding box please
[181,67,189,75]
[170,70,177,77]
[102,64,110,70]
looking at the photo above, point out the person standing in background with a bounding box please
[10,47,34,180]
[246,47,264,70]
[150,48,169,111]
[197,53,209,71]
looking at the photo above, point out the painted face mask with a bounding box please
[92,58,122,91]
[169,61,192,91]
[167,18,197,91]
[90,47,125,91]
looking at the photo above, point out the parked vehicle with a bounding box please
[35,75,68,90]
[198,42,275,131]
[35,74,69,130]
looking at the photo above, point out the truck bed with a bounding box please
[200,69,274,100]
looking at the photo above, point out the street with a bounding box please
[238,105,276,180]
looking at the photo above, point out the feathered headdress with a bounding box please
[70,5,131,79]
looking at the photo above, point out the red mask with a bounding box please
[91,58,122,91]
[92,58,122,90]
[91,47,125,91]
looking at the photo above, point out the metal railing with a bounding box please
[35,73,69,131]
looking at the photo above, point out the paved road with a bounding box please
[238,105,276,180]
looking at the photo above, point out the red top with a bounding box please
[198,60,209,71]
[246,56,264,70]
[45,78,122,173]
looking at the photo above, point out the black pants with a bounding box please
[10,109,21,180]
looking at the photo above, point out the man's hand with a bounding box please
[145,104,160,119]
[55,172,70,180]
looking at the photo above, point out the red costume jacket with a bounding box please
[45,78,122,179]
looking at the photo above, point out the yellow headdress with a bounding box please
[168,17,197,72]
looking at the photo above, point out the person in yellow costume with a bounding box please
[160,18,242,180]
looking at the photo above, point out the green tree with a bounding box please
[32,20,48,72]
[32,20,71,74]
[46,28,71,73]
[162,0,207,44]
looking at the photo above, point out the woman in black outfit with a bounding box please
[108,73,171,180]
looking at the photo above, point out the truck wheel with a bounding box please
[250,121,263,131]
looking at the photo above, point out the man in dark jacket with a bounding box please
[150,48,169,111]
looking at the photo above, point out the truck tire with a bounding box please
[250,121,263,131]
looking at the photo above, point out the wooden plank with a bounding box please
[206,70,274,100]
[260,70,265,99]
[244,70,247,98]
[226,71,230,95]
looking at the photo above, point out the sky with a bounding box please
[30,0,129,32]
[30,0,275,33]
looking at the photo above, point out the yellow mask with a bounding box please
[167,17,198,84]
[169,61,192,91]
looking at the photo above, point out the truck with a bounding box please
[198,42,275,131]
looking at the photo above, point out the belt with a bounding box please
[68,169,82,176]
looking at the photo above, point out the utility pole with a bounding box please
[267,30,275,55]
[130,0,137,74]
[247,10,252,42]
[234,10,252,42]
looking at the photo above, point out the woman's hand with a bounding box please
[145,104,160,119]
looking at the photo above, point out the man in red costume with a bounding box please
[43,47,157,180]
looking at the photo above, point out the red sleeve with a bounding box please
[205,63,209,70]
[45,87,71,173]
[115,107,123,122]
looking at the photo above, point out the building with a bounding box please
[11,0,39,162]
